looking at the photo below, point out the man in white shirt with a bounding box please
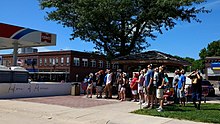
[173,69,180,104]
[104,69,113,99]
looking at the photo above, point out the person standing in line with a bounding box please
[156,66,165,112]
[187,70,202,110]
[82,75,89,94]
[153,67,159,106]
[144,64,154,109]
[172,69,180,104]
[137,69,145,104]
[177,69,186,107]
[130,73,139,102]
[142,68,148,107]
[104,69,113,99]
[96,70,104,98]
[120,72,127,101]
[103,70,107,95]
[116,71,123,100]
[86,73,94,98]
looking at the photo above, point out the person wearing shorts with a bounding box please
[144,64,154,109]
[130,73,139,102]
[120,72,127,101]
[138,70,145,104]
[116,72,123,100]
[96,70,104,98]
[187,70,202,110]
[177,69,186,106]
[86,73,94,98]
[156,66,165,112]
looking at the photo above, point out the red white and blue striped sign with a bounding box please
[0,23,56,49]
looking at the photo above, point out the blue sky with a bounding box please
[0,0,220,59]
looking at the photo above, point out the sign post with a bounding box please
[0,56,2,65]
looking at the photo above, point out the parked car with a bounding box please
[185,80,215,97]
[219,82,220,91]
[201,80,215,96]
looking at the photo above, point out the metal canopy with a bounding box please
[0,23,57,65]
[0,23,56,49]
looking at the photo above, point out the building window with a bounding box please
[49,58,52,65]
[90,60,96,67]
[98,60,103,68]
[82,58,88,67]
[56,58,59,64]
[66,57,70,65]
[61,57,64,64]
[32,59,37,66]
[26,59,32,66]
[112,63,119,69]
[4,60,10,66]
[106,61,110,68]
[44,58,47,66]
[39,58,42,66]
[74,57,80,66]
[52,58,55,65]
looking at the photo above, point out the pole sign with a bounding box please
[0,56,2,65]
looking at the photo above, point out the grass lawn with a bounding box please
[132,103,220,123]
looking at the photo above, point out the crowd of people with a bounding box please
[83,65,203,112]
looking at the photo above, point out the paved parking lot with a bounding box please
[14,88,220,108]
[15,95,118,108]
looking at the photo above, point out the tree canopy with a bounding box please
[39,0,209,59]
[199,40,220,59]
[198,40,220,70]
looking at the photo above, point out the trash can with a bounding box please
[71,83,80,96]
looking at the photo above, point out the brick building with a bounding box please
[1,50,192,82]
[1,50,110,82]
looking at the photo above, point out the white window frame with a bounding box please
[112,63,119,69]
[52,58,56,66]
[55,58,59,64]
[106,61,110,68]
[61,57,64,64]
[44,58,47,66]
[82,58,88,67]
[90,60,96,67]
[74,57,80,66]
[66,57,70,65]
[49,58,52,65]
[98,60,103,68]
[39,58,42,66]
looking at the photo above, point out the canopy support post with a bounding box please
[12,40,19,66]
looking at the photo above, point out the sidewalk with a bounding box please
[0,95,212,124]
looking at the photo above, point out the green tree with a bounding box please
[192,59,203,71]
[173,56,203,72]
[199,40,220,71]
[200,40,220,58]
[39,0,209,59]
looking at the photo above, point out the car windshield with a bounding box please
[202,81,211,86]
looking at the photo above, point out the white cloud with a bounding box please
[202,0,220,9]
[62,47,72,51]
[0,50,13,54]
[33,47,52,52]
